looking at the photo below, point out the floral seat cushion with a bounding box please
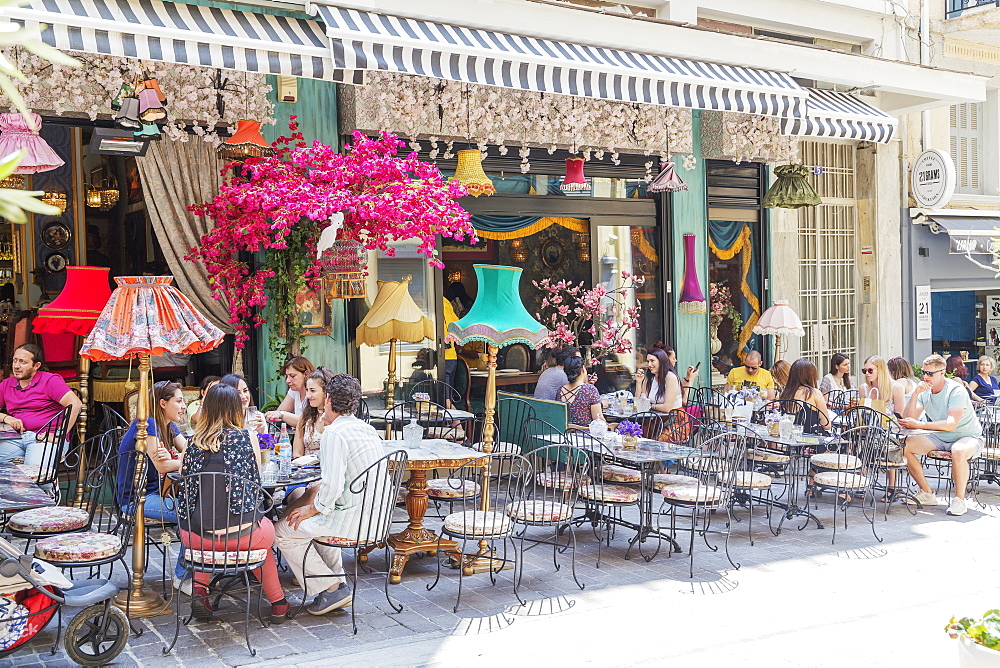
[651,473,699,490]
[15,464,43,483]
[579,483,639,504]
[732,471,772,488]
[9,506,89,534]
[187,549,269,566]
[396,487,409,504]
[982,446,1000,460]
[811,453,862,470]
[35,532,122,563]
[316,536,358,547]
[426,427,466,442]
[601,464,641,484]
[427,478,481,499]
[747,450,790,464]
[814,471,869,489]
[471,440,519,454]
[661,484,723,503]
[443,510,511,537]
[875,459,907,469]
[928,450,952,460]
[536,471,580,490]
[505,500,574,523]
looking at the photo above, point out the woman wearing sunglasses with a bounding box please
[859,356,905,416]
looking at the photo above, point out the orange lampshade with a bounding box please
[33,266,113,336]
[79,276,225,361]
[216,119,275,160]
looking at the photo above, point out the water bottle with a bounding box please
[278,423,292,479]
[261,457,279,486]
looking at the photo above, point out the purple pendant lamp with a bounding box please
[678,234,707,314]
[0,113,64,174]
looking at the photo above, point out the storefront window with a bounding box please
[708,220,764,370]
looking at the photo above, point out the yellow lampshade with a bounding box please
[451,149,495,197]
[356,280,435,346]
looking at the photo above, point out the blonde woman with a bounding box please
[770,360,790,394]
[859,356,904,415]
[967,356,999,404]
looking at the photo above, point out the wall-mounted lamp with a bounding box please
[509,238,527,263]
[447,270,463,284]
[41,190,67,214]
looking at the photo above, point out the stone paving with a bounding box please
[4,480,1000,667]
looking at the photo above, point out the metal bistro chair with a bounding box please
[405,379,467,412]
[769,399,832,435]
[842,406,914,512]
[426,452,531,613]
[296,450,408,634]
[686,387,733,422]
[973,420,1000,507]
[99,403,129,431]
[355,397,371,423]
[630,411,664,440]
[824,389,858,414]
[811,425,884,544]
[166,471,275,657]
[15,406,73,502]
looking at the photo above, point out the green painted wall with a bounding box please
[255,77,347,405]
[670,111,710,383]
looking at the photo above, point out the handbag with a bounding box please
[862,387,888,415]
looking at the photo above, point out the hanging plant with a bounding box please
[188,119,475,356]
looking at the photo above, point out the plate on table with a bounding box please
[499,369,522,374]
[470,371,489,377]
[292,455,319,466]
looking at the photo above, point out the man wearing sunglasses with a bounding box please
[724,350,776,399]
[898,354,984,516]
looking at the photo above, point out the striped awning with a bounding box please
[780,88,897,143]
[309,4,808,118]
[2,0,363,83]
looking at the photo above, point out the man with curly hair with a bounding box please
[274,373,386,614]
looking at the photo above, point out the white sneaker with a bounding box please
[171,573,193,596]
[905,490,940,507]
[947,497,968,516]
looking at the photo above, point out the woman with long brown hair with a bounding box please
[294,366,337,457]
[635,346,681,412]
[820,353,852,393]
[779,359,831,432]
[265,356,315,428]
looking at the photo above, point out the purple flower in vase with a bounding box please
[258,433,276,450]
[616,420,643,438]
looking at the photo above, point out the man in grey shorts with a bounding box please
[899,354,984,516]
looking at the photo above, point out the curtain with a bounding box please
[136,139,230,333]
[708,220,761,357]
[471,215,589,240]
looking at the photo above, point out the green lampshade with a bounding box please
[447,265,548,349]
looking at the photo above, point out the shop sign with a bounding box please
[915,285,931,340]
[861,245,873,255]
[949,235,1000,255]
[911,149,956,209]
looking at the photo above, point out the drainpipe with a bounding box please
[920,0,931,149]
[899,114,915,361]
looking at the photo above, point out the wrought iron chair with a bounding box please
[165,471,275,657]
[973,419,1000,507]
[426,452,531,613]
[657,430,749,578]
[355,397,371,423]
[842,406,914,510]
[811,425,885,544]
[296,449,408,634]
[685,387,733,422]
[768,398,832,435]
[404,379,466,412]
[629,411,664,440]
[824,388,858,413]
[15,406,73,502]
[99,403,129,431]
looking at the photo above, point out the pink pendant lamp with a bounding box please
[560,157,590,192]
[647,161,688,193]
[0,113,64,174]
[678,234,706,314]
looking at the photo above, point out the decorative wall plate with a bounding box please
[41,222,71,250]
[44,252,68,273]
[541,238,565,269]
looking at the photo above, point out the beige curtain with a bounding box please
[136,139,231,333]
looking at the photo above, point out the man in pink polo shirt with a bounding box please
[0,344,82,464]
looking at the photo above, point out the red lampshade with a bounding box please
[560,157,590,192]
[79,276,225,361]
[33,266,113,336]
[216,119,275,160]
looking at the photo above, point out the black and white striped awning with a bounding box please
[2,0,363,82]
[780,88,897,143]
[309,4,808,118]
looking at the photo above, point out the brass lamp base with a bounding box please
[113,586,171,618]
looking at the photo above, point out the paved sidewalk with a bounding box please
[4,483,999,667]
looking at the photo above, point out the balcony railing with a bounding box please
[947,0,1000,19]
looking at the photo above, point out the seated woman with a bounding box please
[558,356,603,428]
[967,355,999,404]
[265,356,314,429]
[186,375,220,429]
[116,380,188,588]
[860,355,905,416]
[778,359,832,433]
[177,384,289,623]
[635,347,682,412]
[294,367,337,458]
[219,374,267,444]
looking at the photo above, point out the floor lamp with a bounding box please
[356,280,434,437]
[32,266,112,505]
[80,275,224,617]
[446,265,548,574]
[752,299,805,359]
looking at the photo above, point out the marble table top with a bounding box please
[371,408,475,421]
[382,439,480,466]
[0,462,53,513]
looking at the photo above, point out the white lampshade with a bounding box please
[752,300,805,337]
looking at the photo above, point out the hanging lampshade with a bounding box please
[143,78,167,106]
[134,123,162,141]
[84,174,119,212]
[647,161,689,193]
[34,266,114,335]
[41,190,67,214]
[678,234,707,314]
[110,83,134,112]
[762,164,821,209]
[0,113,64,174]
[84,184,103,209]
[216,119,275,161]
[447,265,549,349]
[320,238,368,300]
[560,157,590,192]
[115,97,142,130]
[137,87,166,123]
[451,149,495,197]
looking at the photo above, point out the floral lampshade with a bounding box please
[452,149,495,197]
[647,161,688,193]
[560,157,590,192]
[79,276,225,361]
[356,280,434,346]
[447,265,548,349]
[752,300,805,337]
[217,119,275,161]
[678,234,707,314]
[762,165,821,209]
[34,266,113,336]
[0,113,64,174]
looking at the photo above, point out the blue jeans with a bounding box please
[0,432,60,465]
[126,494,187,579]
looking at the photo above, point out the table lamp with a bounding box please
[752,299,805,358]
[79,276,225,617]
[356,280,434,432]
[33,266,113,504]
[446,265,547,573]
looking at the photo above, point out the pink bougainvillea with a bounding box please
[189,122,476,348]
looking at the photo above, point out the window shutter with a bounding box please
[949,102,984,194]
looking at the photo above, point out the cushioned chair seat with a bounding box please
[35,532,122,562]
[982,446,1000,460]
[732,471,772,488]
[875,459,907,469]
[814,471,869,489]
[427,478,481,499]
[316,536,358,547]
[811,453,862,470]
[747,450,790,464]
[927,450,952,460]
[426,427,466,441]
[579,483,639,503]
[661,485,723,503]
[187,549,269,566]
[443,510,511,537]
[601,464,641,484]
[9,506,89,533]
[505,500,574,523]
[396,487,409,504]
[471,440,519,454]
[651,473,699,490]
[536,471,579,490]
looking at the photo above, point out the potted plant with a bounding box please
[946,610,1000,667]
